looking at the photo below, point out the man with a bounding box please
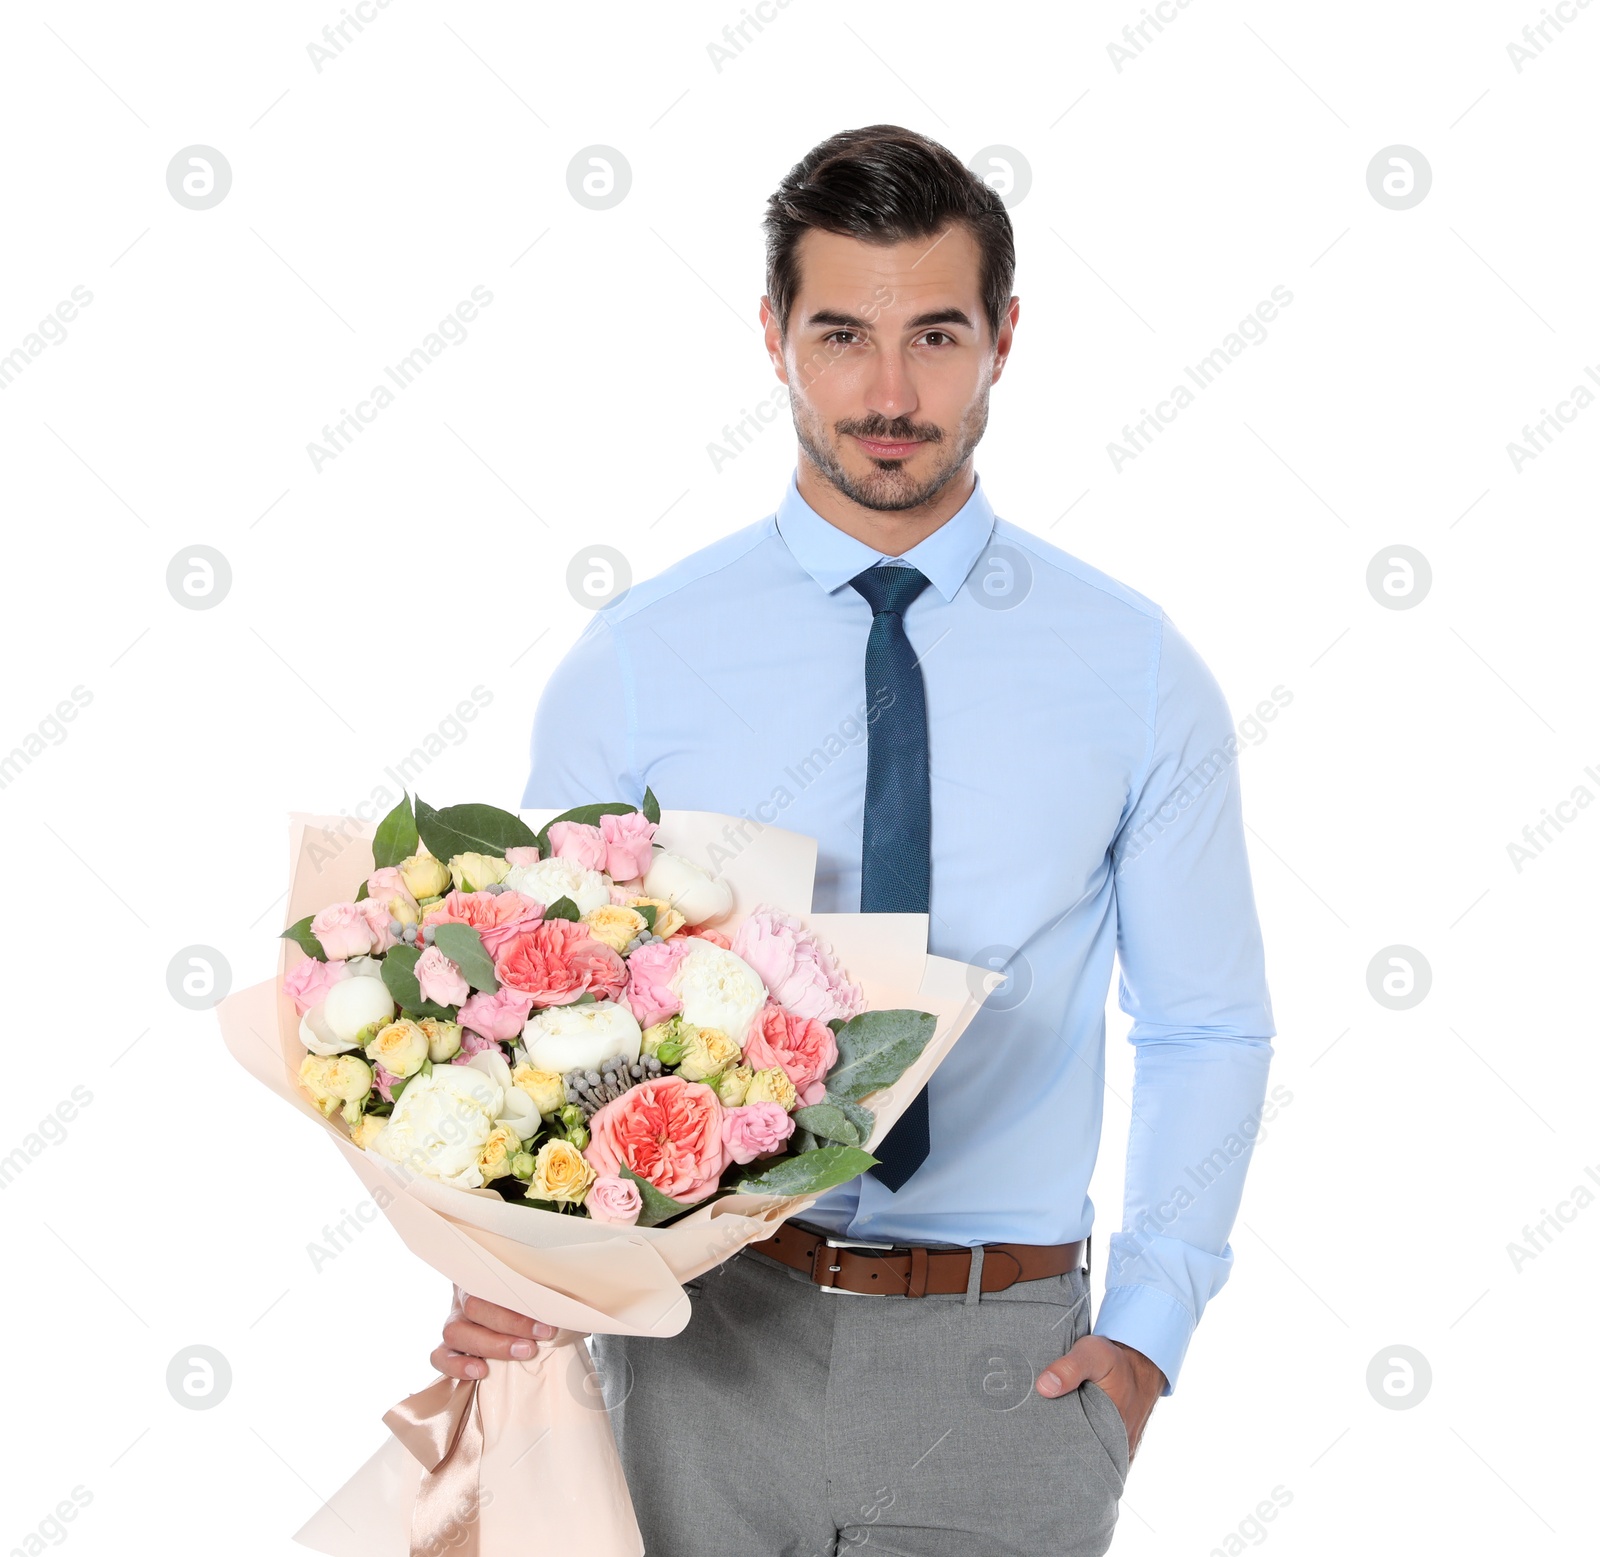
[434,124,1275,1556]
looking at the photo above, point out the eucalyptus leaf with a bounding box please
[415,798,537,862]
[791,1102,861,1148]
[734,1145,879,1197]
[825,1009,938,1102]
[541,895,580,923]
[823,1093,875,1143]
[431,923,500,992]
[371,793,420,868]
[280,916,326,960]
[618,1165,701,1228]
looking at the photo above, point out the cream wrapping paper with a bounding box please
[217,810,1004,1557]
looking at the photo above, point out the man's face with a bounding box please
[763,224,1016,513]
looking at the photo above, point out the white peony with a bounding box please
[669,942,767,1046]
[641,852,732,926]
[300,973,396,1056]
[463,1048,540,1139]
[520,999,642,1075]
[370,1066,502,1188]
[504,857,611,915]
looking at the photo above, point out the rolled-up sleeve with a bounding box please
[1091,612,1276,1395]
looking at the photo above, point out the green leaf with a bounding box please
[531,802,638,861]
[431,923,500,992]
[522,1195,560,1212]
[734,1145,879,1197]
[786,1126,820,1156]
[371,793,420,868]
[825,1009,938,1102]
[823,1093,875,1143]
[618,1164,702,1228]
[541,894,580,923]
[381,946,455,1020]
[635,903,657,932]
[827,1017,846,1036]
[354,881,369,902]
[791,1102,861,1148]
[280,916,326,960]
[415,798,537,862]
[641,786,661,824]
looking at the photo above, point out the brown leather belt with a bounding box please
[750,1220,1087,1298]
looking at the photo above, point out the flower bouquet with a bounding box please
[217,791,1005,1557]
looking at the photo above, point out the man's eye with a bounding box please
[824,330,859,345]
[920,331,955,347]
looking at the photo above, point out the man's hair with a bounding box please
[763,124,1015,344]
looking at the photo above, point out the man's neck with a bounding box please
[795,452,976,556]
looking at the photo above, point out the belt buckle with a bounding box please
[815,1235,897,1294]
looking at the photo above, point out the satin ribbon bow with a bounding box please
[384,1374,486,1557]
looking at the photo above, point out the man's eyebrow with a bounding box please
[802,307,976,331]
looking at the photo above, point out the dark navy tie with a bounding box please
[849,563,934,1192]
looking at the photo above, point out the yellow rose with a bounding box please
[478,1124,522,1182]
[448,852,510,893]
[582,904,648,953]
[300,1052,373,1123]
[399,851,451,900]
[641,1015,686,1064]
[418,1018,463,1063]
[626,895,686,940]
[745,1065,797,1110]
[530,1139,596,1204]
[714,1064,754,1107]
[365,1019,429,1079]
[512,1063,567,1116]
[675,1024,742,1082]
[349,1113,387,1150]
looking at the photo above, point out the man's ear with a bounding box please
[761,296,790,385]
[989,295,1021,385]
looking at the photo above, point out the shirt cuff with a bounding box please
[1091,1283,1196,1397]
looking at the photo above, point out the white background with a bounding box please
[2,2,1595,1553]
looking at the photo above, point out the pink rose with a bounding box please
[365,865,419,920]
[310,902,375,961]
[416,944,470,1007]
[621,938,688,1028]
[451,1028,503,1062]
[494,919,627,1006]
[372,1062,403,1103]
[504,845,542,868]
[584,1075,728,1202]
[584,1174,644,1225]
[359,898,401,954]
[599,811,657,882]
[422,890,545,957]
[546,820,608,872]
[283,955,351,1016]
[731,907,865,1023]
[458,986,535,1042]
[743,1000,839,1107]
[720,1101,796,1164]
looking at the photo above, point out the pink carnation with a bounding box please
[546,820,608,872]
[731,907,864,1023]
[416,944,469,1006]
[494,919,627,1005]
[283,955,351,1016]
[599,811,656,882]
[504,846,541,868]
[584,1174,643,1225]
[310,902,375,961]
[720,1101,796,1164]
[621,938,689,1028]
[458,986,535,1041]
[742,1000,839,1107]
[584,1075,728,1202]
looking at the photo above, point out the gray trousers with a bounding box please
[593,1232,1129,1556]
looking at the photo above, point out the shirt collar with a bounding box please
[774,466,996,604]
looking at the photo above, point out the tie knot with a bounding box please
[849,564,932,618]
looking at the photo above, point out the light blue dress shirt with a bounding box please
[524,468,1275,1392]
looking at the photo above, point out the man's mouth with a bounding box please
[852,434,926,460]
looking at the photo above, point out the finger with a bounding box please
[442,1317,544,1362]
[460,1294,557,1341]
[1035,1337,1116,1398]
[431,1345,488,1381]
